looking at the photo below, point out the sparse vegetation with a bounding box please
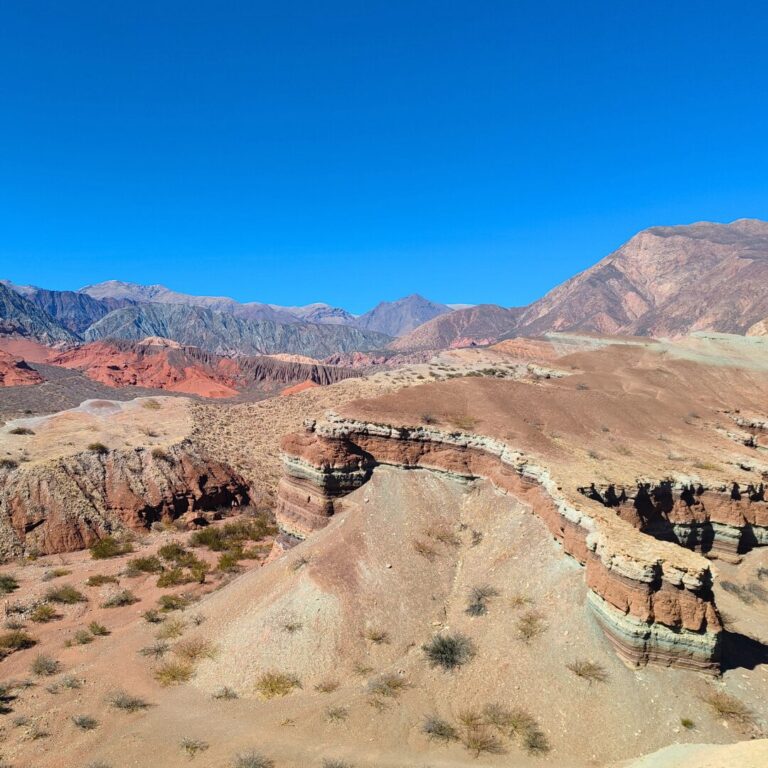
[101,589,138,608]
[71,628,94,645]
[88,621,109,636]
[125,555,164,576]
[30,603,58,623]
[516,610,546,642]
[326,705,348,722]
[289,554,310,572]
[156,617,186,639]
[90,536,133,560]
[465,584,500,616]
[255,671,301,698]
[566,659,609,684]
[412,538,438,560]
[72,714,99,730]
[423,633,476,670]
[86,574,119,587]
[701,690,755,726]
[232,751,275,768]
[87,442,109,454]
[108,690,150,712]
[158,594,189,612]
[180,737,209,758]
[322,761,353,768]
[680,717,696,729]
[9,427,34,435]
[139,640,170,658]
[314,679,340,693]
[212,685,239,700]
[363,627,389,644]
[0,574,19,594]
[42,567,71,580]
[366,673,408,700]
[422,714,459,742]
[45,584,86,604]
[142,608,164,623]
[31,654,61,676]
[174,638,216,663]
[0,629,36,656]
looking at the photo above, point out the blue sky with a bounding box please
[1,1,767,313]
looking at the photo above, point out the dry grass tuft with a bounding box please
[701,690,755,726]
[566,659,609,684]
[154,660,195,686]
[255,671,301,699]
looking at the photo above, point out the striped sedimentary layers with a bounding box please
[580,482,768,559]
[276,413,723,672]
[0,443,250,559]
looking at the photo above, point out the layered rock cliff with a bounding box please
[276,415,724,673]
[0,442,249,559]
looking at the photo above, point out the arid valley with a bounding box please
[1,221,768,766]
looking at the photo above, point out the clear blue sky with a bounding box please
[1,1,767,313]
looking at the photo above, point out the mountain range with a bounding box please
[3,218,768,356]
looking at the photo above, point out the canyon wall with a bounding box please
[276,415,724,673]
[0,442,249,559]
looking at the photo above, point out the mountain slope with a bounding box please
[513,218,768,337]
[0,282,79,344]
[354,294,451,336]
[84,303,391,357]
[390,303,521,350]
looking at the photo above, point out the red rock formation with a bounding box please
[276,419,724,672]
[0,350,43,387]
[0,443,249,558]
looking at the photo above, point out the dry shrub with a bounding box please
[701,690,755,726]
[422,633,476,670]
[412,539,438,561]
[174,638,217,663]
[566,659,609,684]
[516,610,546,642]
[155,660,195,686]
[314,679,340,693]
[255,671,301,699]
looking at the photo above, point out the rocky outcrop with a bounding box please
[0,350,43,387]
[48,339,361,398]
[0,442,249,559]
[580,481,768,560]
[276,415,723,672]
[0,282,78,345]
[353,294,451,337]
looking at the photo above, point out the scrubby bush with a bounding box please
[422,714,459,742]
[86,574,119,586]
[30,603,58,623]
[158,594,189,612]
[72,714,99,730]
[174,638,216,663]
[566,659,609,684]
[180,737,209,758]
[465,585,499,616]
[0,630,36,656]
[701,690,755,725]
[139,640,170,659]
[212,685,239,700]
[88,621,109,636]
[232,751,274,768]
[156,617,186,639]
[87,442,109,455]
[9,427,34,435]
[101,589,138,608]
[125,556,164,576]
[42,567,71,581]
[0,574,19,594]
[422,633,476,670]
[108,690,150,712]
[516,610,546,642]
[45,584,86,604]
[366,673,408,699]
[90,537,133,560]
[31,654,61,676]
[314,679,340,693]
[154,660,195,686]
[326,705,348,722]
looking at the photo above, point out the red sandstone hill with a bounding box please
[48,338,360,398]
[0,349,43,387]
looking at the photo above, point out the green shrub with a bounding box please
[30,603,58,623]
[0,574,19,594]
[87,442,109,455]
[45,584,87,604]
[0,630,36,656]
[86,574,119,587]
[158,594,189,612]
[88,621,109,636]
[90,537,133,560]
[155,660,195,686]
[125,556,164,576]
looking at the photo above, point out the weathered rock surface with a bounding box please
[276,416,724,672]
[0,350,43,387]
[0,442,249,559]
